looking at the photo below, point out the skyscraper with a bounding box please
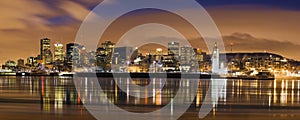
[193,48,205,62]
[54,43,64,62]
[27,57,36,67]
[113,47,133,64]
[4,60,16,70]
[168,42,180,60]
[101,40,115,55]
[211,42,220,73]
[155,48,163,61]
[180,46,194,72]
[180,46,194,65]
[40,38,52,64]
[17,59,25,67]
[96,40,115,66]
[156,48,163,55]
[40,38,50,57]
[66,43,80,65]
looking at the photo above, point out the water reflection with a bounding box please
[39,76,81,114]
[0,76,81,115]
[0,76,300,118]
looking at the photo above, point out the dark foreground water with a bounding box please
[0,76,300,120]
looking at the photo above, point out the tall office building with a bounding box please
[96,40,115,63]
[66,43,80,64]
[40,38,50,57]
[17,59,25,67]
[193,48,205,62]
[112,47,133,64]
[211,42,220,73]
[96,47,107,65]
[180,46,194,72]
[27,57,36,67]
[180,46,194,65]
[101,40,115,54]
[40,38,52,64]
[168,42,180,60]
[130,47,141,61]
[54,43,64,62]
[4,60,16,70]
[156,48,163,56]
[155,48,163,61]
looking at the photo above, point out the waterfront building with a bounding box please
[180,46,194,72]
[26,57,37,67]
[193,48,205,62]
[109,46,133,72]
[3,60,16,70]
[87,51,96,66]
[112,46,133,65]
[211,43,220,73]
[168,42,180,60]
[40,38,52,64]
[66,43,81,65]
[54,43,64,62]
[17,59,25,67]
[96,40,115,71]
[100,40,115,55]
[130,47,141,62]
[155,48,163,61]
[78,47,93,67]
[161,55,180,72]
[223,52,290,71]
[96,47,108,69]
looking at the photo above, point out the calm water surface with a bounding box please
[0,76,300,120]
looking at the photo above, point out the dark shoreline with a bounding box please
[0,72,275,80]
[77,72,216,79]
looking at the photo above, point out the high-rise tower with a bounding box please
[168,42,180,60]
[66,43,80,65]
[40,38,52,64]
[54,43,64,62]
[211,42,220,73]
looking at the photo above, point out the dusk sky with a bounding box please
[0,0,300,64]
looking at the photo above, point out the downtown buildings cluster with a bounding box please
[1,37,300,77]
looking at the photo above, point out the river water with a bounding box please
[0,76,300,120]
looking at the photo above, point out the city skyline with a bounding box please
[2,38,299,65]
[2,38,298,75]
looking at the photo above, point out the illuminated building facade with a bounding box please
[40,38,52,64]
[180,46,194,72]
[17,59,25,67]
[96,41,115,71]
[211,43,220,74]
[155,48,163,61]
[54,43,64,62]
[113,47,133,65]
[168,42,180,60]
[66,43,80,66]
[101,40,115,55]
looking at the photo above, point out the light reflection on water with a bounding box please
[0,76,300,119]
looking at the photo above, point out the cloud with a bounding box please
[58,1,92,21]
[206,5,300,45]
[222,33,300,60]
[0,1,91,64]
[0,1,55,30]
[75,0,103,6]
[197,0,300,11]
